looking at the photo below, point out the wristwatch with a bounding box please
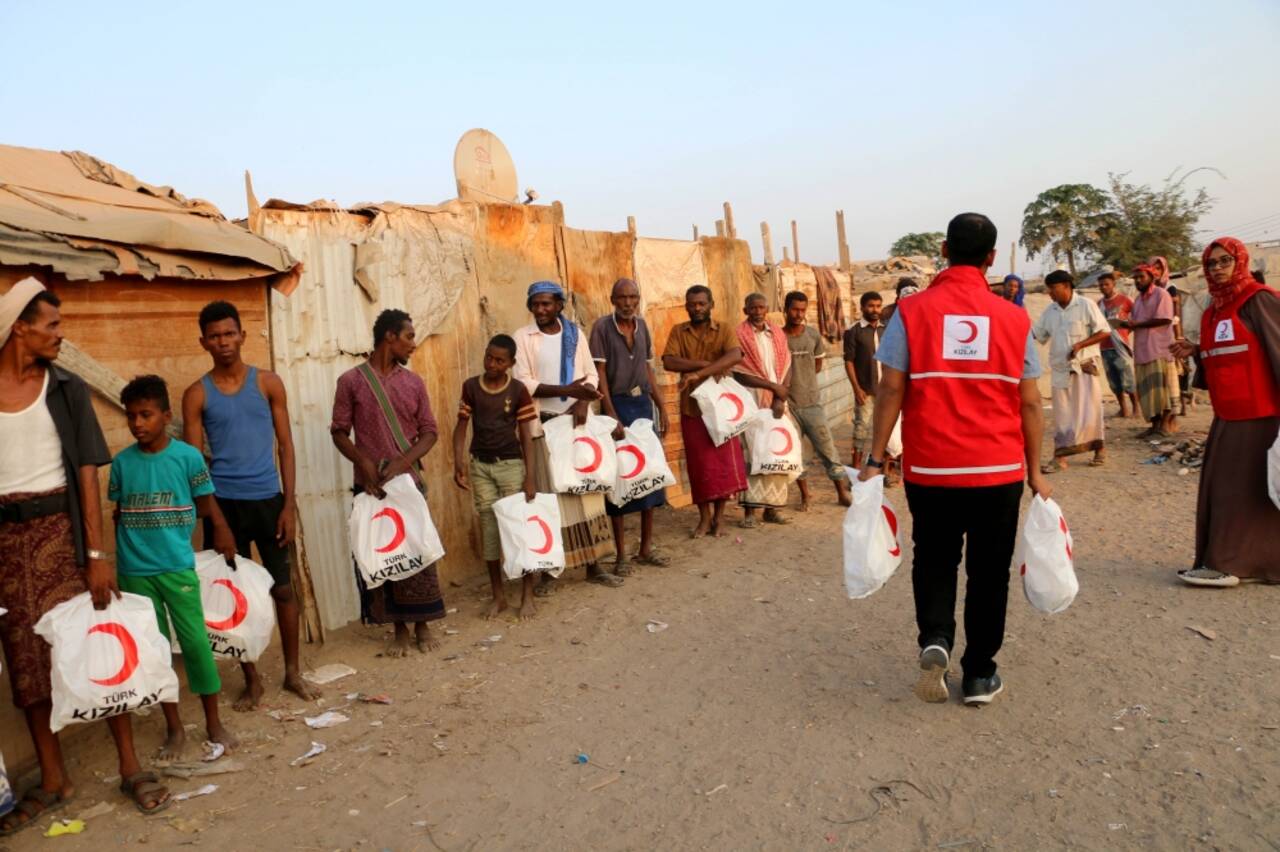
[87,549,113,561]
[866,457,885,469]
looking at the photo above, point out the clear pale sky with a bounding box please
[3,1,1277,272]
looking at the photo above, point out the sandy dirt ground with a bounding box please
[5,401,1280,851]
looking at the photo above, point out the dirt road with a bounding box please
[6,406,1279,851]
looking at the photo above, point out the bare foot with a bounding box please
[710,519,726,538]
[484,597,508,620]
[384,625,413,658]
[517,599,537,621]
[206,721,239,753]
[415,623,441,653]
[691,520,711,539]
[798,498,811,513]
[283,671,321,702]
[232,675,265,712]
[156,727,186,762]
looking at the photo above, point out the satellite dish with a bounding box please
[453,129,518,203]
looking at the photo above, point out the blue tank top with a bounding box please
[200,367,280,500]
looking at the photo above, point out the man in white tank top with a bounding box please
[0,278,171,831]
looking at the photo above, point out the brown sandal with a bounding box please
[120,771,171,816]
[0,788,71,837]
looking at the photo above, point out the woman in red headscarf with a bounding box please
[1172,238,1280,587]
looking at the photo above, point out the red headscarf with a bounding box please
[1202,237,1254,309]
[1148,256,1171,286]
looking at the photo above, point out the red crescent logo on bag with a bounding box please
[718,392,745,422]
[769,427,793,455]
[372,507,406,553]
[617,445,646,479]
[1059,516,1073,561]
[87,622,140,686]
[573,436,603,473]
[883,504,901,557]
[527,515,554,554]
[205,578,249,631]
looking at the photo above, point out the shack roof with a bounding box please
[0,144,298,285]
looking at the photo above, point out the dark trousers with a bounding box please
[904,480,1024,680]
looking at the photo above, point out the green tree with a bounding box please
[1020,184,1113,276]
[888,232,944,262]
[1096,170,1214,273]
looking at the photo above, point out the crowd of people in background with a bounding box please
[0,217,1275,833]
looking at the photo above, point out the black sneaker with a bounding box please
[914,644,950,703]
[962,674,1004,706]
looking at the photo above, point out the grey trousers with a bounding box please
[792,404,846,481]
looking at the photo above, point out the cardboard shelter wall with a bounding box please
[0,267,274,777]
[252,201,800,633]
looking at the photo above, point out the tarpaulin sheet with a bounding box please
[634,237,707,308]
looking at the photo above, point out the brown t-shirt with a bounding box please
[662,319,740,417]
[458,376,536,460]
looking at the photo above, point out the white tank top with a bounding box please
[0,371,67,496]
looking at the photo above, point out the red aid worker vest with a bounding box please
[1198,283,1280,421]
[898,266,1030,487]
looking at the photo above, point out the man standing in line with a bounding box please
[782,290,851,510]
[859,213,1051,707]
[513,282,620,593]
[844,291,884,470]
[1121,265,1179,438]
[1032,271,1111,471]
[331,309,446,655]
[182,300,320,710]
[1096,271,1139,418]
[661,285,745,539]
[734,293,793,528]
[0,279,169,833]
[590,278,669,574]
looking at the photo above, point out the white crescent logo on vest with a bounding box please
[1214,319,1234,343]
[942,315,990,360]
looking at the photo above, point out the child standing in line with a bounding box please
[452,335,539,620]
[110,375,238,759]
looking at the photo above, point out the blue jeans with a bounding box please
[1101,348,1135,397]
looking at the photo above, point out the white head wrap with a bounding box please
[0,277,48,351]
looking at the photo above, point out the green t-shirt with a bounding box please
[108,439,214,576]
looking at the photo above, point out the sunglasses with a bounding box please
[1205,256,1235,270]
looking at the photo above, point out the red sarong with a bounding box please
[681,415,746,504]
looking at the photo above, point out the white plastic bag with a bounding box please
[609,418,676,507]
[543,414,619,495]
[1268,426,1280,512]
[349,473,445,590]
[492,492,566,580]
[1018,495,1078,614]
[690,375,759,446]
[192,551,277,663]
[34,592,180,732]
[745,409,804,480]
[841,472,903,599]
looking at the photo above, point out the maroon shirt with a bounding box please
[331,363,437,487]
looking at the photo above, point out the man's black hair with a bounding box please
[945,212,998,267]
[372,309,412,348]
[17,290,60,324]
[784,290,808,310]
[1252,270,1266,285]
[895,277,918,294]
[685,284,713,301]
[860,290,883,308]
[121,374,170,412]
[1045,270,1074,288]
[488,334,517,359]
[198,300,241,334]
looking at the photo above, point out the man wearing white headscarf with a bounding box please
[0,279,170,833]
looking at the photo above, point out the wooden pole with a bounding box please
[627,216,637,237]
[693,225,699,240]
[791,220,800,264]
[715,219,726,238]
[1010,241,1016,276]
[836,210,851,272]
[760,222,775,266]
[723,202,736,239]
[783,246,791,263]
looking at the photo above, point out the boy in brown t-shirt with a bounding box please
[452,335,539,619]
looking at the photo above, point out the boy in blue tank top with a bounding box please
[181,301,319,710]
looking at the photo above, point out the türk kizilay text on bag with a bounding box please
[349,474,446,589]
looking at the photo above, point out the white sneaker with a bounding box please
[914,644,950,703]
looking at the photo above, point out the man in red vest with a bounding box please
[859,213,1053,706]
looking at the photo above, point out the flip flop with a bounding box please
[1179,568,1239,588]
[586,571,624,588]
[1089,457,1106,467]
[762,511,791,525]
[613,559,635,577]
[634,551,670,567]
[120,771,171,816]
[1040,462,1065,475]
[0,788,71,837]
[533,578,559,598]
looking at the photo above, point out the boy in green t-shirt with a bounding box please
[109,375,238,759]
